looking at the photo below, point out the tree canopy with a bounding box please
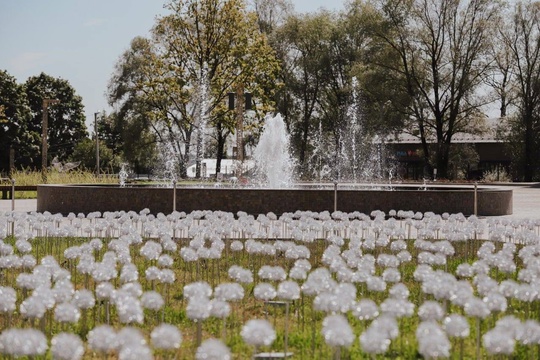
[24,73,88,168]
[108,0,281,178]
[0,70,33,173]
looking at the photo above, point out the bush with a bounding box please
[482,168,512,182]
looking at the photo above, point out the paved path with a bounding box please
[1,184,539,218]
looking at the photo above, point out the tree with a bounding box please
[274,11,336,175]
[107,37,160,175]
[109,0,281,179]
[24,73,87,168]
[498,1,540,181]
[0,70,33,173]
[250,0,292,33]
[70,138,120,174]
[487,12,516,119]
[374,0,500,179]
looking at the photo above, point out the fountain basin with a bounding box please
[37,184,512,216]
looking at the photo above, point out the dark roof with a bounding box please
[383,118,505,144]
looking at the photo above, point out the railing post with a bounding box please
[474,182,478,216]
[334,181,338,213]
[173,180,177,213]
[11,178,15,211]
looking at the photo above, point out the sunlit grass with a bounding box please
[1,229,539,359]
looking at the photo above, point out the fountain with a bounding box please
[36,109,513,216]
[118,164,129,187]
[253,114,294,188]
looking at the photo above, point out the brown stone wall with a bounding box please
[37,184,512,216]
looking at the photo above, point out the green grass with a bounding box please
[1,233,538,359]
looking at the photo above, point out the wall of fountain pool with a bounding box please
[37,183,512,216]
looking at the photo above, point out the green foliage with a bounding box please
[23,72,88,167]
[11,169,116,186]
[69,138,122,174]
[371,0,501,179]
[0,70,33,174]
[108,0,281,178]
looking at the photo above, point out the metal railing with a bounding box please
[0,178,15,211]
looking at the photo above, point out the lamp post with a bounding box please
[42,98,60,183]
[228,89,252,176]
[94,112,100,177]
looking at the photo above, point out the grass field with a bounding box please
[1,211,539,359]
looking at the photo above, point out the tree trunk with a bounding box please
[524,115,534,181]
[436,141,450,180]
[216,122,226,178]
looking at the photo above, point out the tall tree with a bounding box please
[498,1,540,181]
[250,0,292,33]
[487,12,516,119]
[0,70,33,173]
[274,11,335,175]
[107,37,160,174]
[374,0,500,179]
[24,73,87,168]
[109,0,280,178]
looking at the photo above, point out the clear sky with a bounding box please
[0,0,345,133]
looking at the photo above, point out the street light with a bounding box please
[42,98,60,183]
[228,89,252,165]
[94,112,100,176]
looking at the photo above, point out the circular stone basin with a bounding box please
[37,183,512,216]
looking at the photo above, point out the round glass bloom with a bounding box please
[351,299,379,321]
[54,302,81,323]
[516,320,540,345]
[359,327,391,355]
[0,328,48,357]
[483,329,515,355]
[141,291,165,311]
[494,315,523,338]
[322,314,355,348]
[95,282,115,301]
[416,321,451,359]
[159,268,176,284]
[120,263,139,284]
[483,291,508,313]
[382,268,401,283]
[140,240,162,261]
[157,254,174,267]
[0,286,16,314]
[418,301,445,321]
[20,295,47,320]
[184,282,213,300]
[464,297,491,319]
[196,338,231,360]
[370,314,399,340]
[118,344,153,360]
[258,266,287,282]
[443,314,470,338]
[289,267,307,280]
[209,299,231,318]
[150,323,182,350]
[113,292,144,324]
[241,319,276,347]
[73,289,95,309]
[51,332,84,360]
[186,297,212,321]
[254,283,277,301]
[389,283,410,300]
[380,298,414,319]
[277,280,301,301]
[121,282,143,298]
[214,283,244,302]
[228,265,253,284]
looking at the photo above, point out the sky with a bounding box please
[0,0,345,133]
